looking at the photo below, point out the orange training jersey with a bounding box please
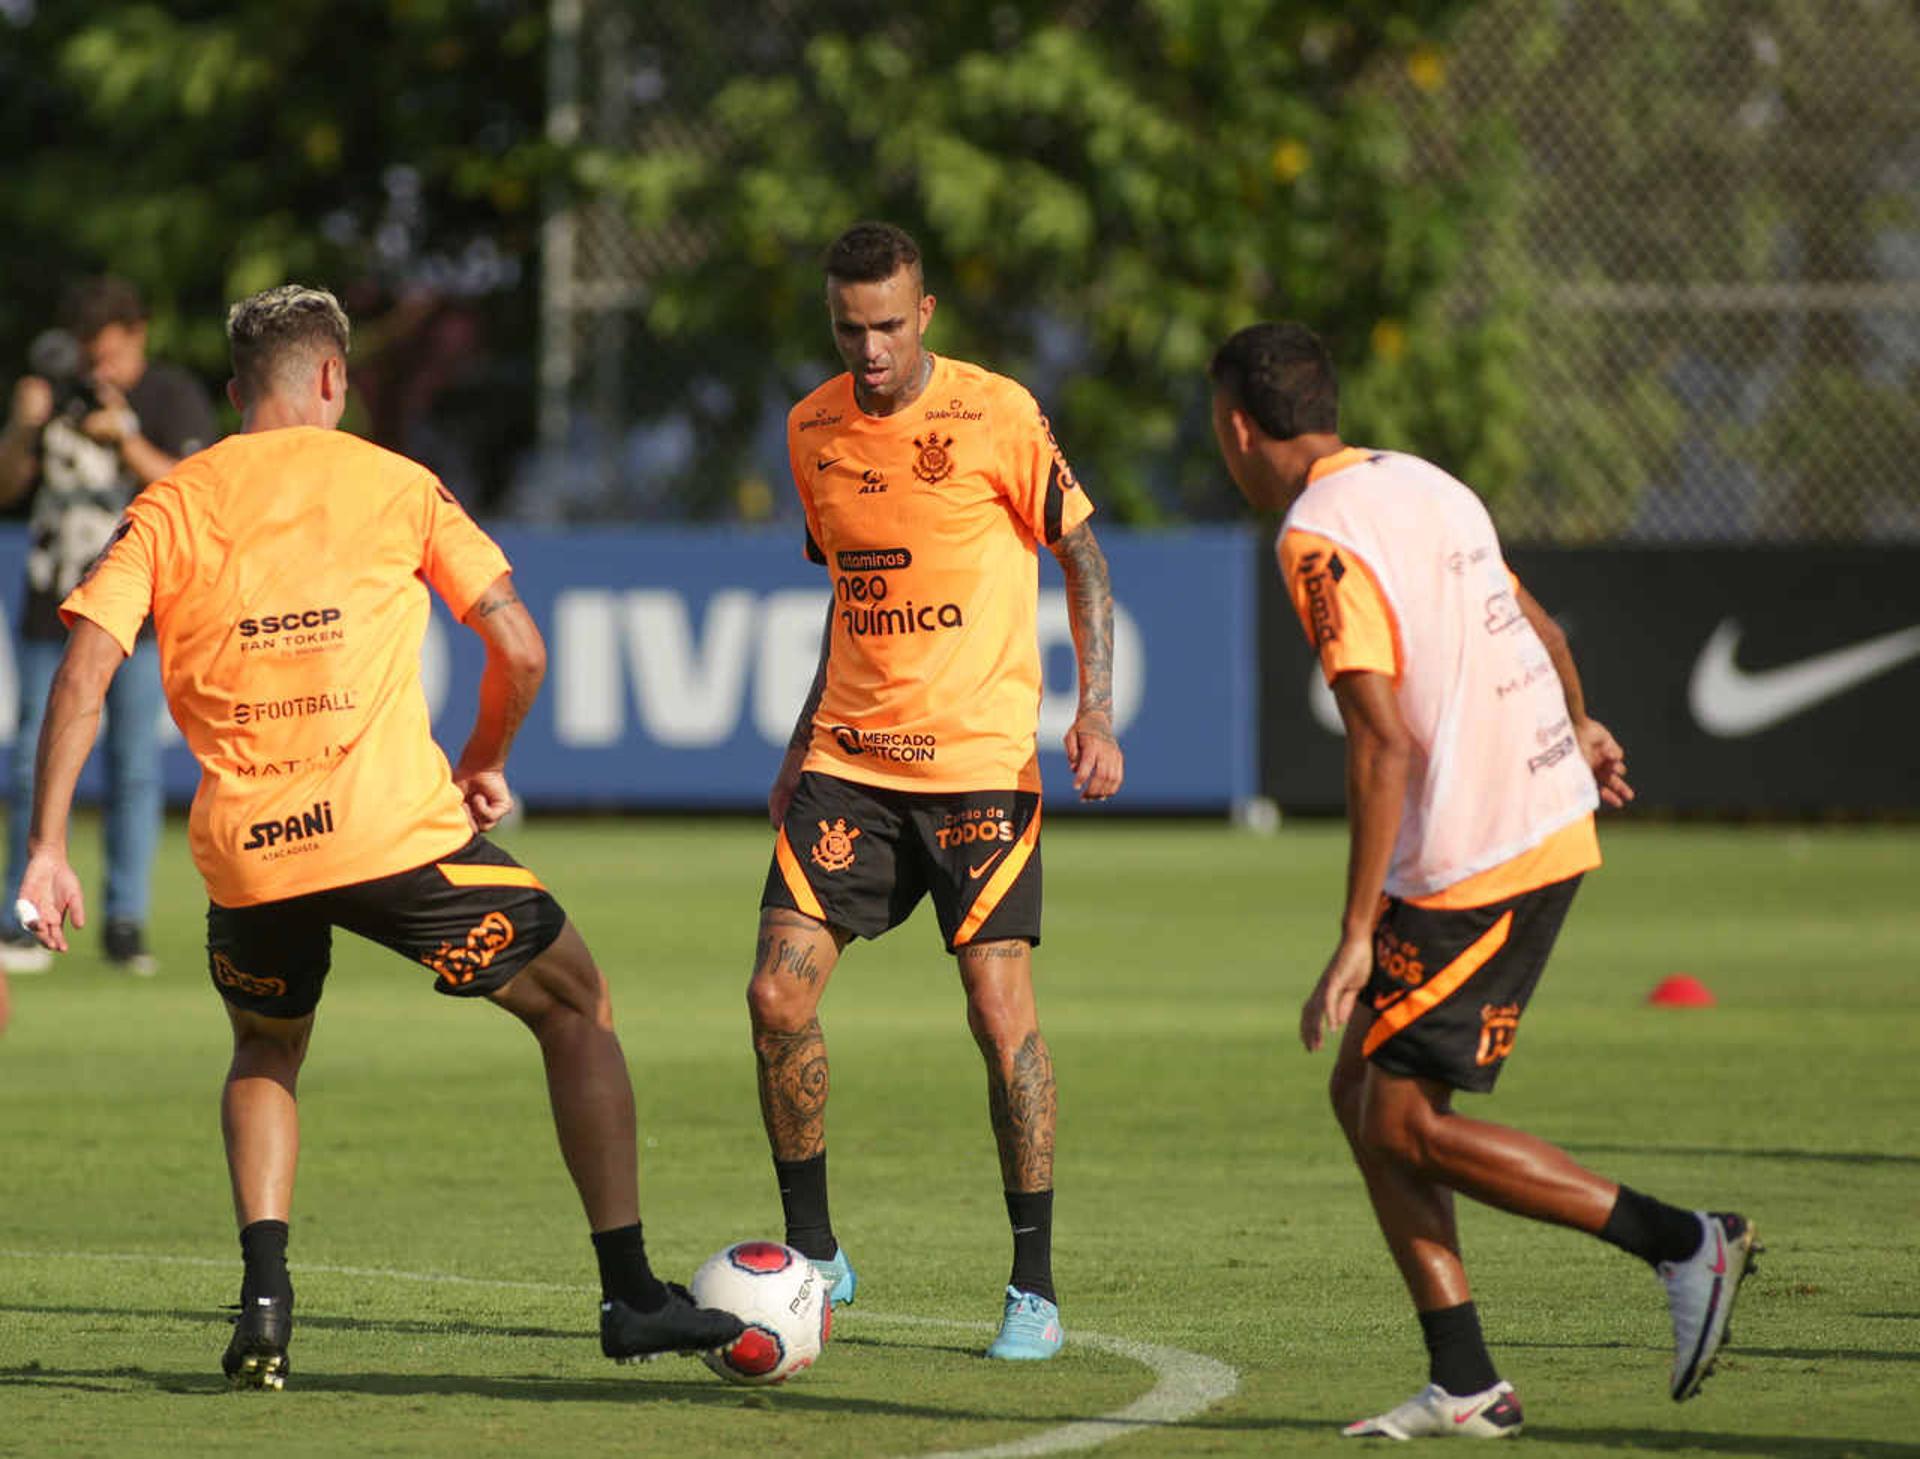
[61,426,510,907]
[786,355,1093,793]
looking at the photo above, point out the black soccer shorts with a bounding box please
[206,835,568,1019]
[762,771,1042,952]
[1359,874,1583,1093]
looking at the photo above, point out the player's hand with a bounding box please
[1064,712,1123,802]
[1300,933,1373,1053]
[454,768,514,832]
[1576,716,1633,808]
[9,375,52,432]
[768,747,805,828]
[17,854,86,954]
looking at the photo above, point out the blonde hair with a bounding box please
[226,285,351,397]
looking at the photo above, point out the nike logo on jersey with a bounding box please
[968,849,1009,880]
[1688,618,1920,737]
[817,457,842,471]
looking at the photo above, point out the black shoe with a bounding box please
[601,1283,744,1364]
[104,919,158,977]
[223,1291,293,1390]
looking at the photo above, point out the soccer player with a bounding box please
[1208,323,1757,1437]
[749,222,1124,1361]
[14,285,740,1389]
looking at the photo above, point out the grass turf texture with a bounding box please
[1,816,1915,1457]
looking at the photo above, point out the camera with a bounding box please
[27,329,104,420]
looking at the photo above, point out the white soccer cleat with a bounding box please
[1342,1380,1523,1440]
[1659,1211,1760,1401]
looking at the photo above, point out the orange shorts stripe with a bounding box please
[774,828,827,923]
[1362,909,1513,1059]
[952,803,1043,947]
[437,863,545,891]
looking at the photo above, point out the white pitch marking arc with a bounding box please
[0,1249,1241,1457]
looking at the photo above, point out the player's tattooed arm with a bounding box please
[986,1030,1056,1191]
[1050,522,1124,800]
[771,599,834,825]
[454,573,544,827]
[754,1017,830,1160]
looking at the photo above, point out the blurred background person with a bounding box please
[0,276,216,974]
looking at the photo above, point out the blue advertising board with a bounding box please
[0,526,1258,812]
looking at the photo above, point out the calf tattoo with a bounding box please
[986,1030,1056,1191]
[756,1017,829,1160]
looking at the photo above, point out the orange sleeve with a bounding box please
[786,412,826,565]
[1277,529,1399,683]
[419,475,512,620]
[59,494,170,655]
[994,382,1093,545]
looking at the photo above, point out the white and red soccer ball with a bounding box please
[691,1240,831,1385]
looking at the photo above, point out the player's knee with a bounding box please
[747,969,813,1034]
[517,926,614,1032]
[965,989,1032,1054]
[1358,1092,1440,1169]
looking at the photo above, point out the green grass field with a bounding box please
[1,816,1916,1457]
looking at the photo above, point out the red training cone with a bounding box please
[1648,974,1716,1008]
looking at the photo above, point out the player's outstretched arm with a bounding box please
[1049,521,1124,801]
[1300,670,1412,1052]
[1515,581,1634,808]
[18,618,124,951]
[770,598,832,827]
[453,573,545,832]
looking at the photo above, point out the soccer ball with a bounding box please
[690,1240,831,1385]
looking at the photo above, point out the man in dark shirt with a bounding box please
[0,276,217,974]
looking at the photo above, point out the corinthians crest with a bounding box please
[810,817,862,872]
[912,432,955,485]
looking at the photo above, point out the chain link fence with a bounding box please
[538,0,1920,542]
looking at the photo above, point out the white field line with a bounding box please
[0,1249,1241,1457]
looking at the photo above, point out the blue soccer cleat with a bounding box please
[985,1285,1064,1361]
[811,1245,858,1307]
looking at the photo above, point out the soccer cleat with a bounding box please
[0,930,52,974]
[1660,1211,1761,1401]
[222,1292,292,1391]
[104,919,158,977]
[601,1282,745,1364]
[810,1245,858,1308]
[985,1285,1064,1361]
[1341,1380,1523,1440]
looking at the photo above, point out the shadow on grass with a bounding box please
[1180,1418,1918,1455]
[0,1301,580,1343]
[0,1361,1145,1424]
[1565,1141,1920,1168]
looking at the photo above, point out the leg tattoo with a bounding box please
[986,1030,1056,1192]
[755,1017,829,1161]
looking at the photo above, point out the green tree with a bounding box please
[588,0,1507,520]
[0,0,549,508]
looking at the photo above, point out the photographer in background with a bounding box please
[0,277,216,975]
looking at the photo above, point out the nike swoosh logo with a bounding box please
[1453,1400,1491,1425]
[968,849,1009,880]
[1688,618,1920,737]
[1710,1226,1727,1276]
[817,457,842,471]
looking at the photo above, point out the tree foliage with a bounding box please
[594,0,1501,520]
[0,0,548,507]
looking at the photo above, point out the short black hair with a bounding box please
[1209,322,1339,440]
[824,222,923,287]
[62,276,146,339]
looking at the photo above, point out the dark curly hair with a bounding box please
[1208,322,1338,440]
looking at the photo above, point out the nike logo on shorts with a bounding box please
[968,849,1009,880]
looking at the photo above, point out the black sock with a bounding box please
[1005,1189,1055,1304]
[1418,1301,1500,1397]
[238,1219,292,1305]
[1598,1184,1703,1267]
[776,1153,837,1261]
[591,1223,668,1311]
